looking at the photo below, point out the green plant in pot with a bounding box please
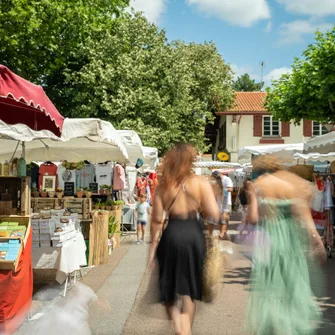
[76,188,84,198]
[99,185,105,195]
[114,200,124,210]
[99,202,106,210]
[105,185,112,196]
[84,188,92,198]
[31,187,40,198]
[40,189,48,198]
[105,199,113,211]
[108,215,121,249]
[94,202,100,210]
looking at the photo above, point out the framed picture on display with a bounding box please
[42,175,56,191]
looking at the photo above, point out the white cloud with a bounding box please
[129,0,166,23]
[276,0,335,17]
[187,0,271,27]
[277,20,333,45]
[263,67,291,87]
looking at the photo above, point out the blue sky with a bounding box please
[129,0,335,87]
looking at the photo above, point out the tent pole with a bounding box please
[22,142,26,159]
[10,141,20,163]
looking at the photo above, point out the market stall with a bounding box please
[238,143,304,162]
[0,64,65,334]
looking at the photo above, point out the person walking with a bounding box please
[148,143,220,335]
[207,171,228,238]
[221,171,233,240]
[135,194,151,244]
[245,156,326,335]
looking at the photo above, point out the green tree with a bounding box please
[60,13,234,153]
[0,0,129,83]
[266,27,335,123]
[233,73,263,91]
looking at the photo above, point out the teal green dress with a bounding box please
[246,198,322,335]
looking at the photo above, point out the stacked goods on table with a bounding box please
[31,210,79,248]
[0,216,30,271]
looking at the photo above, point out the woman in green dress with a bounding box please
[245,156,326,335]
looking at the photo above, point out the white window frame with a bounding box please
[312,121,328,136]
[262,116,280,137]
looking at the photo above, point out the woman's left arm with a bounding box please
[148,188,164,266]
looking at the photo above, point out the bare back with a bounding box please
[151,175,220,224]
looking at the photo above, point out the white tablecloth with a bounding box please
[32,232,87,284]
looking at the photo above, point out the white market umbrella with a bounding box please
[0,118,129,163]
[238,143,304,161]
[193,161,241,169]
[304,131,335,154]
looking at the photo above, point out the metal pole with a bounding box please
[22,141,26,159]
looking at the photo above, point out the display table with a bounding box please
[32,232,87,285]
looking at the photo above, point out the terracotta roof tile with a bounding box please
[218,92,268,114]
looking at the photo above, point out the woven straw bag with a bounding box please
[288,164,314,181]
[203,236,224,303]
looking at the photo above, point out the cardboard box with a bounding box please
[39,234,51,241]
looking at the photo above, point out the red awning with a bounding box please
[0,65,64,137]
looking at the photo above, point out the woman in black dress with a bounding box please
[149,144,220,335]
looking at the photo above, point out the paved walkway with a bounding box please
[15,225,335,335]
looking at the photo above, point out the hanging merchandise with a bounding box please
[10,158,18,177]
[57,164,76,190]
[135,158,144,169]
[324,178,334,210]
[3,160,9,176]
[38,162,57,190]
[27,162,39,188]
[17,155,26,177]
[76,164,95,189]
[95,163,112,189]
[136,176,147,197]
[113,163,126,191]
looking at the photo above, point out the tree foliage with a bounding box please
[266,27,335,123]
[0,0,129,83]
[233,73,263,92]
[0,3,234,154]
[59,13,234,153]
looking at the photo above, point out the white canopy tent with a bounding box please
[304,131,335,154]
[116,130,159,169]
[238,143,304,162]
[0,118,129,163]
[294,152,335,162]
[193,161,241,169]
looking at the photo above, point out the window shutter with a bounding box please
[253,115,262,137]
[303,120,312,137]
[281,122,290,137]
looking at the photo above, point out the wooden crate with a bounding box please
[31,198,62,212]
[0,216,31,271]
[63,198,92,219]
[0,177,31,215]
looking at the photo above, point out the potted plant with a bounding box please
[105,200,113,211]
[99,202,106,210]
[99,185,105,196]
[94,202,100,210]
[40,189,48,198]
[108,215,121,251]
[56,188,64,199]
[85,188,92,198]
[105,185,112,196]
[111,200,118,211]
[48,190,56,198]
[115,200,124,210]
[76,188,84,198]
[31,187,40,198]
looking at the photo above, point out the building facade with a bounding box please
[215,92,328,163]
